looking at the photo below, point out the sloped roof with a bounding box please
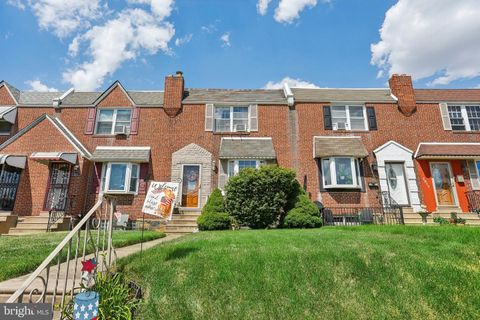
[415,143,480,159]
[292,88,396,103]
[2,82,20,103]
[415,89,480,102]
[314,136,368,158]
[91,146,150,162]
[183,89,286,105]
[219,137,276,159]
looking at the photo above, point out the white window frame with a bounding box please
[331,105,368,131]
[214,106,249,133]
[95,109,132,135]
[227,159,264,177]
[448,104,480,131]
[321,157,361,189]
[101,162,139,194]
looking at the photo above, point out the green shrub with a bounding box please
[197,212,232,231]
[284,209,322,228]
[433,216,449,225]
[202,188,225,214]
[225,165,301,229]
[293,193,320,217]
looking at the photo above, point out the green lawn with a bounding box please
[0,230,164,282]
[119,226,480,320]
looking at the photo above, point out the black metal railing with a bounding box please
[466,191,480,214]
[322,206,404,226]
[380,191,400,209]
[47,196,75,232]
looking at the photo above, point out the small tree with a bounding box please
[198,188,231,231]
[224,165,301,229]
[201,188,225,214]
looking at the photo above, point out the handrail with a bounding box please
[6,196,114,306]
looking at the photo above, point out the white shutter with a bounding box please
[205,104,214,131]
[467,160,480,190]
[249,104,258,132]
[439,103,452,130]
[218,160,229,190]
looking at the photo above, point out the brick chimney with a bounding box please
[389,74,416,116]
[163,71,184,117]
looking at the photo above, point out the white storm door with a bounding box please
[385,163,409,206]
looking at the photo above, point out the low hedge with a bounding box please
[198,212,232,231]
[284,209,322,228]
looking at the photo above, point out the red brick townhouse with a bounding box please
[0,72,479,230]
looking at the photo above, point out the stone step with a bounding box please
[0,291,65,304]
[7,228,47,235]
[166,226,198,233]
[170,219,197,225]
[13,223,56,230]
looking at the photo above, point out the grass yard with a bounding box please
[119,226,480,320]
[0,230,164,282]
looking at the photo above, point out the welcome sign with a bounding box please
[142,182,179,220]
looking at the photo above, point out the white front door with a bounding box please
[385,163,409,206]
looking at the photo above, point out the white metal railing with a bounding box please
[6,195,117,315]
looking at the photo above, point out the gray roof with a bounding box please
[292,88,396,103]
[219,138,276,159]
[183,89,286,105]
[129,92,164,105]
[91,147,150,162]
[61,92,100,105]
[314,136,368,158]
[3,82,20,103]
[19,92,63,105]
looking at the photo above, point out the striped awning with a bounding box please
[30,152,77,164]
[0,154,26,169]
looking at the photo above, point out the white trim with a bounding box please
[414,142,480,158]
[93,81,136,106]
[321,157,360,189]
[293,87,389,90]
[46,116,92,159]
[0,82,18,105]
[94,108,132,135]
[213,105,249,133]
[429,161,459,208]
[445,104,480,132]
[227,159,262,178]
[96,146,151,150]
[283,83,294,106]
[221,137,272,141]
[331,105,368,131]
[390,93,399,101]
[102,162,139,194]
[374,140,414,155]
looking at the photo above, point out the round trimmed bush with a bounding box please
[294,193,320,217]
[202,188,225,214]
[197,212,231,231]
[284,209,322,228]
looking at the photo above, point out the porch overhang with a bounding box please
[415,143,480,159]
[0,154,26,169]
[0,106,17,124]
[219,137,276,159]
[30,152,78,164]
[314,136,368,158]
[91,146,150,162]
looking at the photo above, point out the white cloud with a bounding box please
[220,33,231,47]
[63,7,175,91]
[263,77,320,89]
[26,80,58,92]
[175,33,193,46]
[10,0,105,38]
[371,0,480,86]
[257,0,272,15]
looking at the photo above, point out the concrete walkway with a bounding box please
[0,234,183,302]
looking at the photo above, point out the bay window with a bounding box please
[101,162,139,193]
[95,109,132,135]
[448,105,480,131]
[331,105,367,131]
[228,160,264,177]
[321,157,361,188]
[215,106,249,132]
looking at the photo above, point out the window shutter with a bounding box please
[130,107,140,135]
[91,162,103,194]
[439,103,452,130]
[249,104,258,132]
[205,104,214,131]
[85,107,97,134]
[366,107,377,130]
[467,160,480,190]
[218,160,229,190]
[138,163,150,194]
[323,106,332,130]
[358,160,366,192]
[318,159,326,192]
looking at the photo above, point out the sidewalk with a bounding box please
[0,234,182,302]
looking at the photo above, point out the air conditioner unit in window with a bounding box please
[333,122,347,130]
[114,126,128,135]
[234,124,247,132]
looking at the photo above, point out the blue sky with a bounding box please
[1,0,479,92]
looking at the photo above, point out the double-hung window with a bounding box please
[227,160,263,177]
[101,163,139,193]
[214,106,249,132]
[448,105,480,131]
[95,109,132,135]
[331,105,367,131]
[321,157,361,188]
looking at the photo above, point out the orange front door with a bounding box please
[430,162,456,206]
[181,165,200,208]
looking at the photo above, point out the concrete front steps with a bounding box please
[0,215,17,235]
[7,212,71,235]
[402,207,480,226]
[165,210,200,235]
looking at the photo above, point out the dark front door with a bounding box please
[0,165,22,211]
[44,163,71,211]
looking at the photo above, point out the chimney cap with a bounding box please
[176,70,183,77]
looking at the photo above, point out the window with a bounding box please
[331,105,367,131]
[95,109,132,135]
[448,105,480,131]
[214,106,249,132]
[101,163,139,193]
[227,160,263,177]
[0,120,12,135]
[321,157,361,188]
